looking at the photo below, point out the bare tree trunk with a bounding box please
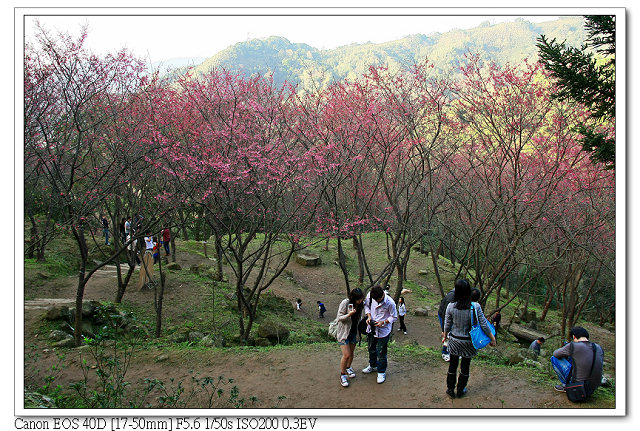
[215,232,223,281]
[72,223,89,347]
[337,237,351,294]
[385,232,391,261]
[154,255,165,338]
[448,231,456,266]
[27,212,39,259]
[560,276,569,341]
[179,209,189,241]
[170,236,177,263]
[540,285,555,321]
[115,254,136,304]
[354,235,365,284]
[430,244,445,298]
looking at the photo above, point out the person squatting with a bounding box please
[331,279,605,403]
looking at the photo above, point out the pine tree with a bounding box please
[537,15,615,169]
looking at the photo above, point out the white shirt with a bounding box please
[364,292,398,338]
[398,303,406,317]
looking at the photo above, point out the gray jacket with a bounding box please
[553,341,604,387]
[444,301,492,339]
[334,298,364,342]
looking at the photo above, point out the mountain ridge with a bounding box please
[163,16,588,88]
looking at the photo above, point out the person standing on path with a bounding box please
[124,216,132,241]
[101,215,110,245]
[119,218,126,245]
[442,279,496,398]
[161,226,171,257]
[397,296,408,335]
[335,288,364,387]
[362,285,397,384]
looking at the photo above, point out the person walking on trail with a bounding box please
[119,218,126,244]
[397,296,408,335]
[438,288,456,361]
[317,301,327,318]
[551,326,604,396]
[490,311,502,334]
[296,298,302,311]
[101,215,110,245]
[442,279,496,398]
[362,285,398,384]
[124,216,132,240]
[334,288,365,388]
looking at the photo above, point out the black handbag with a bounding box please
[565,342,597,402]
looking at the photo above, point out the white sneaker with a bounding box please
[362,365,377,374]
[442,353,450,362]
[403,331,407,335]
[346,367,356,378]
[377,372,386,384]
[340,374,349,387]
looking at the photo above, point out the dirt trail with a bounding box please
[23,249,615,410]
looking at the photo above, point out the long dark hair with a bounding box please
[453,279,471,310]
[349,287,365,311]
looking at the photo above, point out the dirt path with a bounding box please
[24,311,579,410]
[23,248,615,410]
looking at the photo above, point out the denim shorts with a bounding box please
[338,332,357,345]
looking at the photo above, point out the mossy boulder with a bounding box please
[256,320,290,345]
[295,251,321,267]
[166,262,182,271]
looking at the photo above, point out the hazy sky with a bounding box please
[24,12,564,63]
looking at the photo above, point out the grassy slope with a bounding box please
[23,230,616,408]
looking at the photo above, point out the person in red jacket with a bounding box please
[161,226,171,256]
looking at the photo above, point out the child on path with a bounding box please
[318,301,327,318]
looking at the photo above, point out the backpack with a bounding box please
[357,294,374,345]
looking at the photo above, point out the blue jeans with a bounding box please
[367,334,390,373]
[103,228,110,245]
[551,356,573,385]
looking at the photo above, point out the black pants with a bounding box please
[399,315,407,332]
[448,354,471,375]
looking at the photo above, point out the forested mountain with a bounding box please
[185,16,587,88]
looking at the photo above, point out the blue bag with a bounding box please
[469,303,495,350]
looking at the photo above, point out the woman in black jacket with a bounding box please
[442,279,496,398]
